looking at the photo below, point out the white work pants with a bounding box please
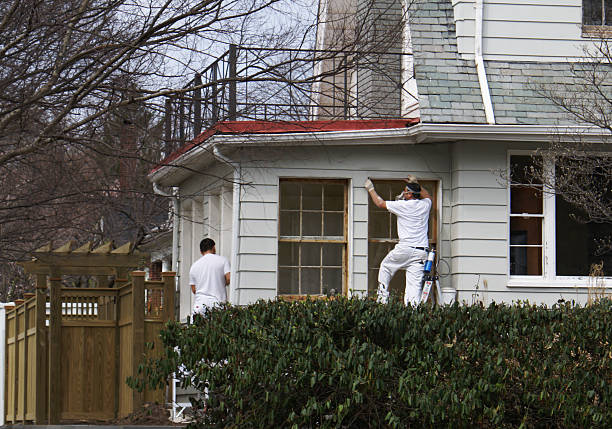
[377,243,427,306]
[192,295,221,316]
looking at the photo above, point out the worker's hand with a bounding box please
[405,174,418,184]
[364,178,374,192]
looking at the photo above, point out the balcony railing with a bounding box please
[163,45,413,149]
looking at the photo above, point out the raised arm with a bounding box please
[365,179,386,209]
[420,186,431,200]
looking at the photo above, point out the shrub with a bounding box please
[132,298,612,428]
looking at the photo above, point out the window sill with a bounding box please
[582,25,612,38]
[508,276,611,288]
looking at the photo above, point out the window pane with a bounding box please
[324,212,344,236]
[301,268,321,294]
[510,217,542,245]
[280,182,300,210]
[510,185,543,214]
[606,1,612,26]
[369,210,390,238]
[556,197,612,276]
[510,155,542,184]
[391,214,398,238]
[301,242,321,266]
[280,211,300,236]
[278,242,298,266]
[367,242,405,299]
[582,0,601,25]
[302,184,322,210]
[322,243,343,267]
[324,184,344,211]
[302,212,322,236]
[323,268,342,293]
[278,268,299,294]
[510,247,542,275]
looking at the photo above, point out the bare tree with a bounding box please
[0,0,414,297]
[525,36,612,267]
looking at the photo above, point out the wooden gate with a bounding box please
[4,242,176,424]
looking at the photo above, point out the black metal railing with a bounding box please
[163,45,411,150]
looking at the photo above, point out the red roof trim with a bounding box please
[151,118,420,174]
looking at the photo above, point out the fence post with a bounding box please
[48,273,62,425]
[35,275,47,424]
[131,271,145,412]
[164,98,173,154]
[114,269,129,418]
[229,44,237,121]
[162,272,176,322]
[194,73,202,137]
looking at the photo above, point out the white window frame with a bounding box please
[507,151,612,288]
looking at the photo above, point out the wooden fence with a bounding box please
[4,271,175,424]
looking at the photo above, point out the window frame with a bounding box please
[277,178,348,297]
[366,179,439,298]
[507,151,612,287]
[582,0,612,37]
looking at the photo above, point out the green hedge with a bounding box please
[132,298,612,428]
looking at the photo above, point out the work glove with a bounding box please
[364,178,374,192]
[405,174,418,184]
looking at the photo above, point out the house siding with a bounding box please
[233,144,452,305]
[450,140,508,303]
[452,0,597,62]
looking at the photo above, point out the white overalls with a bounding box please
[376,197,432,306]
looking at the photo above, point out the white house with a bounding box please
[149,0,612,321]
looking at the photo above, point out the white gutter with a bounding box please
[152,182,181,281]
[212,146,241,305]
[475,0,495,124]
[150,123,611,184]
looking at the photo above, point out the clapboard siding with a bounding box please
[451,220,507,240]
[452,204,507,222]
[451,170,505,189]
[240,254,278,271]
[452,239,507,257]
[457,288,592,306]
[239,237,277,254]
[452,0,597,61]
[230,144,452,303]
[239,219,277,237]
[452,187,507,205]
[451,255,507,274]
[239,288,277,305]
[239,201,278,220]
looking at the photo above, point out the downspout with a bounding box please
[152,182,181,281]
[475,0,495,124]
[213,145,241,305]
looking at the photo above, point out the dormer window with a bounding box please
[583,0,611,30]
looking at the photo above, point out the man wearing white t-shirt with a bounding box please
[189,238,230,315]
[365,177,432,306]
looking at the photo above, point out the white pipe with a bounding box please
[213,146,241,305]
[475,0,495,124]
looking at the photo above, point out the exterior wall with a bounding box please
[450,140,603,306]
[450,140,509,302]
[177,163,233,321]
[452,0,600,62]
[172,137,607,311]
[232,143,452,305]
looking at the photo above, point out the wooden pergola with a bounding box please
[19,241,151,424]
